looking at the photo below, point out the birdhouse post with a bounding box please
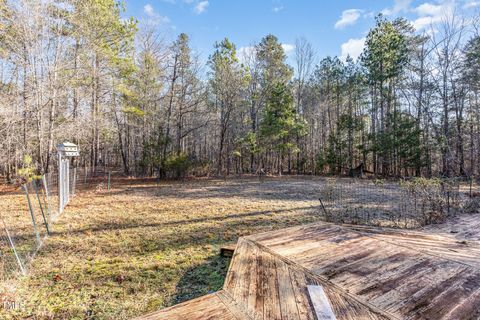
[56,142,79,213]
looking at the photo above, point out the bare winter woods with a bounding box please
[1,0,480,181]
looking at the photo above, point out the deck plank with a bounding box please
[134,292,239,320]
[136,220,480,320]
[248,221,480,320]
[277,260,300,320]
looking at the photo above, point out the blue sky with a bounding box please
[124,0,479,65]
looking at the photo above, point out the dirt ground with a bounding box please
[0,176,324,319]
[0,175,478,319]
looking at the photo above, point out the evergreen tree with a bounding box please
[260,83,306,174]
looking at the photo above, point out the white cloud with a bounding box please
[414,2,445,16]
[411,1,454,30]
[143,4,170,25]
[144,4,154,16]
[281,43,295,56]
[194,0,209,14]
[238,46,255,56]
[463,0,480,8]
[340,38,365,61]
[273,6,284,13]
[238,46,256,64]
[238,44,293,63]
[334,9,363,29]
[382,0,412,15]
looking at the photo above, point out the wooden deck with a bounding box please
[135,291,246,320]
[422,213,480,241]
[136,220,480,320]
[248,222,480,319]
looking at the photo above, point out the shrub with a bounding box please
[163,152,191,178]
[464,198,480,214]
[17,155,41,184]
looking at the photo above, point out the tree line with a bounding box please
[1,0,479,181]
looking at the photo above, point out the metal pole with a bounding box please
[319,197,329,220]
[66,161,70,206]
[33,180,50,235]
[72,167,77,196]
[23,185,41,245]
[108,171,111,191]
[58,153,63,213]
[2,218,26,275]
[42,175,52,221]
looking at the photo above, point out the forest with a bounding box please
[1,0,480,180]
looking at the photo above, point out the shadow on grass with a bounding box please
[39,206,322,262]
[96,176,327,202]
[48,205,318,237]
[170,253,231,305]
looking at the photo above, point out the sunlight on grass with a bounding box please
[2,177,321,319]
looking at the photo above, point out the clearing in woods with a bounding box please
[0,176,477,319]
[1,176,323,319]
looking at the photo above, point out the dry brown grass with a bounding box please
[1,176,322,319]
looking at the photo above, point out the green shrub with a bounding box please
[163,153,191,178]
[17,155,41,183]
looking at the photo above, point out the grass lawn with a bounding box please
[2,176,322,319]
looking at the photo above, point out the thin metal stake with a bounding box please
[72,167,77,196]
[2,218,26,275]
[42,175,52,221]
[108,172,111,191]
[318,197,329,220]
[34,180,50,235]
[23,185,41,245]
[65,162,70,206]
[58,154,63,213]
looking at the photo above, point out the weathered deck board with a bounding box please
[134,291,243,320]
[422,214,480,241]
[248,221,480,320]
[224,238,392,320]
[136,219,480,319]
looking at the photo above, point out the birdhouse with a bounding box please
[56,142,79,157]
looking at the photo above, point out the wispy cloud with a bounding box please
[143,4,170,25]
[144,4,155,16]
[238,43,293,63]
[238,46,256,64]
[411,1,455,30]
[273,6,284,13]
[281,43,295,56]
[463,0,480,9]
[340,37,365,61]
[194,0,209,14]
[381,0,457,31]
[382,0,412,15]
[334,9,363,29]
